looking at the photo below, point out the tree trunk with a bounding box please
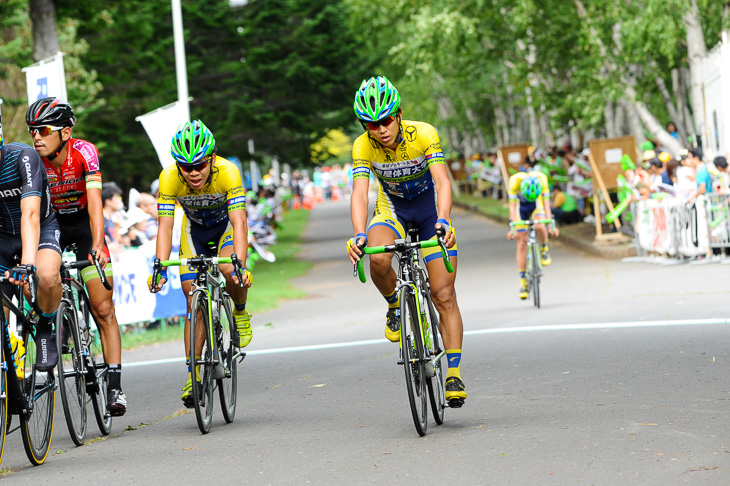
[625,86,683,156]
[683,0,707,137]
[29,0,60,61]
[605,100,616,138]
[656,75,689,144]
[619,99,647,147]
[614,100,627,136]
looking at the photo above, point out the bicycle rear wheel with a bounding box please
[56,300,87,446]
[190,291,214,434]
[217,294,237,423]
[77,286,112,436]
[531,243,541,308]
[20,324,55,465]
[399,286,428,436]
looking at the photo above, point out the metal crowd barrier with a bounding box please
[704,193,730,250]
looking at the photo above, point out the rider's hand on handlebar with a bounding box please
[346,233,367,264]
[230,268,253,289]
[6,264,35,286]
[148,268,168,293]
[89,245,108,269]
[507,229,516,240]
[435,219,456,249]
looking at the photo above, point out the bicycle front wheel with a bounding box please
[217,294,237,423]
[531,242,541,308]
[400,286,428,436]
[190,291,214,434]
[56,300,87,446]
[422,286,445,425]
[20,324,55,465]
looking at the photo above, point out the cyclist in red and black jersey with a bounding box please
[26,97,127,416]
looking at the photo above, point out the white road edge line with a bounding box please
[123,318,730,368]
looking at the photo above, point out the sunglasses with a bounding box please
[178,155,213,173]
[28,125,64,137]
[364,114,398,131]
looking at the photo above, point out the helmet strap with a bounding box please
[46,132,67,161]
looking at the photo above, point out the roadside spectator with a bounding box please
[136,192,159,240]
[687,148,710,204]
[675,151,696,201]
[150,178,159,199]
[666,122,679,140]
[102,182,125,250]
[119,207,151,247]
[552,186,582,225]
[710,156,729,194]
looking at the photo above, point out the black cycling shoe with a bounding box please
[445,376,467,408]
[107,389,128,417]
[35,328,58,372]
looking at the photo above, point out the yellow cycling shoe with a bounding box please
[10,333,25,380]
[541,246,552,266]
[519,278,528,300]
[384,307,400,342]
[445,376,467,407]
[233,311,252,348]
[181,376,200,409]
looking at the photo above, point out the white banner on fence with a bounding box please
[635,196,709,257]
[23,52,68,103]
[136,99,190,169]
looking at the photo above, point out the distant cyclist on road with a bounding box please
[506,171,558,299]
[148,120,252,408]
[345,76,467,406]
[26,97,128,416]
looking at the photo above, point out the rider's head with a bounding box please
[170,120,216,189]
[353,76,401,131]
[520,176,543,203]
[25,97,76,160]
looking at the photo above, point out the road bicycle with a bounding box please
[510,218,554,309]
[355,228,453,436]
[151,253,245,434]
[0,265,55,466]
[56,247,114,446]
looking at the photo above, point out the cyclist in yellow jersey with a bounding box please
[346,76,466,407]
[506,171,559,299]
[148,120,252,408]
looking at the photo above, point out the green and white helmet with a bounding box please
[170,120,216,165]
[520,176,543,202]
[353,76,401,122]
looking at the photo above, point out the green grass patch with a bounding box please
[455,194,510,221]
[119,208,312,350]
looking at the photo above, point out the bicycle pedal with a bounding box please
[448,398,465,408]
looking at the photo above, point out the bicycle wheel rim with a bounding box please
[190,292,214,434]
[400,287,427,436]
[424,290,445,425]
[81,287,112,436]
[218,294,237,423]
[56,301,87,446]
[20,326,55,465]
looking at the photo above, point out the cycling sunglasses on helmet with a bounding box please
[28,125,65,137]
[364,114,398,131]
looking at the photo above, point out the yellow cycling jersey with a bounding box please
[508,171,550,204]
[157,157,246,228]
[352,120,445,200]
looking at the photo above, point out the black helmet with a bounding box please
[26,97,76,128]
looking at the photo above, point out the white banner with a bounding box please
[135,100,190,168]
[23,52,68,103]
[634,196,709,257]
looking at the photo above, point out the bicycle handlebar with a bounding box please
[0,265,42,316]
[63,250,112,290]
[355,233,453,283]
[152,254,245,288]
[509,218,555,235]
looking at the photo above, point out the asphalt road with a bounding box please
[1,199,728,485]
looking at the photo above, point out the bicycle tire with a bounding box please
[190,291,214,434]
[20,323,55,465]
[421,281,445,425]
[217,293,237,423]
[399,285,428,436]
[77,285,112,436]
[531,242,541,308]
[56,300,87,446]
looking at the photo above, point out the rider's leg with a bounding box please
[219,243,251,347]
[367,224,400,341]
[35,248,62,371]
[516,231,529,299]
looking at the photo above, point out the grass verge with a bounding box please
[119,208,312,350]
[454,194,510,221]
